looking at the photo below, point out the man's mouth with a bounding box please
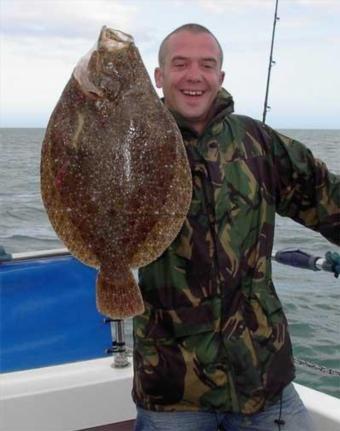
[180,90,204,97]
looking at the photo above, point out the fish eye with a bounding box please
[105,62,114,71]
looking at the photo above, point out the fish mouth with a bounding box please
[99,26,134,51]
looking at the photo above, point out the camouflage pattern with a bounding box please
[132,88,340,414]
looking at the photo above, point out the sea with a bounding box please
[0,128,339,399]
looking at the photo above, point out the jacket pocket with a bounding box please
[134,296,220,341]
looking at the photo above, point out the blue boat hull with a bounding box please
[0,254,112,372]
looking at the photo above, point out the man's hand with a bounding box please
[325,251,340,278]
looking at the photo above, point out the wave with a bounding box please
[1,234,58,241]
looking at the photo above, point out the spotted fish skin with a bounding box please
[41,27,192,319]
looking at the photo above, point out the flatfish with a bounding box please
[41,26,192,318]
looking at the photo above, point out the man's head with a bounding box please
[155,24,225,134]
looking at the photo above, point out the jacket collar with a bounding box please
[165,88,234,137]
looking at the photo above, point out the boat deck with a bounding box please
[83,422,135,430]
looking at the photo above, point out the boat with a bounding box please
[1,248,339,431]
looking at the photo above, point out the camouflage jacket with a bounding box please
[132,89,340,414]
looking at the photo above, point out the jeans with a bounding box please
[134,383,316,430]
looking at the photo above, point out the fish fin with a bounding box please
[96,267,144,319]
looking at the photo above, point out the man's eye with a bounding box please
[202,63,214,69]
[174,63,185,68]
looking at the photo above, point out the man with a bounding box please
[132,24,340,431]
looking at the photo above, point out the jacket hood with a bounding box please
[212,87,235,117]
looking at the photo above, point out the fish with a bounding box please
[40,26,192,319]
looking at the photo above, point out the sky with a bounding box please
[1,0,339,129]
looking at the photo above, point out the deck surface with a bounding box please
[82,420,135,430]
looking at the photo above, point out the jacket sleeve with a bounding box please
[268,128,340,246]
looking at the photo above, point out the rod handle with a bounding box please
[273,248,321,271]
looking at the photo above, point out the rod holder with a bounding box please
[104,318,130,368]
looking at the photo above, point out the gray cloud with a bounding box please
[1,0,138,40]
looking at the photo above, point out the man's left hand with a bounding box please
[325,251,340,278]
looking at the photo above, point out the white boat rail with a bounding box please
[1,247,334,275]
[0,247,69,262]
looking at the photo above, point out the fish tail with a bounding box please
[96,267,144,319]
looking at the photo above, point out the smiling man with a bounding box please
[155,27,224,134]
[132,24,340,431]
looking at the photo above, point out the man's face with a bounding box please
[155,30,225,133]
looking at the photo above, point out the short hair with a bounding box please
[158,23,223,67]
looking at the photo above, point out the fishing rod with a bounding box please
[261,4,340,278]
[262,0,280,124]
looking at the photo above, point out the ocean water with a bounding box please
[0,128,339,398]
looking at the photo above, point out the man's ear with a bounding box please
[154,67,163,89]
[220,70,225,86]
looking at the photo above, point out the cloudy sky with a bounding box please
[1,0,339,128]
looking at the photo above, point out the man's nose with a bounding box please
[185,63,202,81]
